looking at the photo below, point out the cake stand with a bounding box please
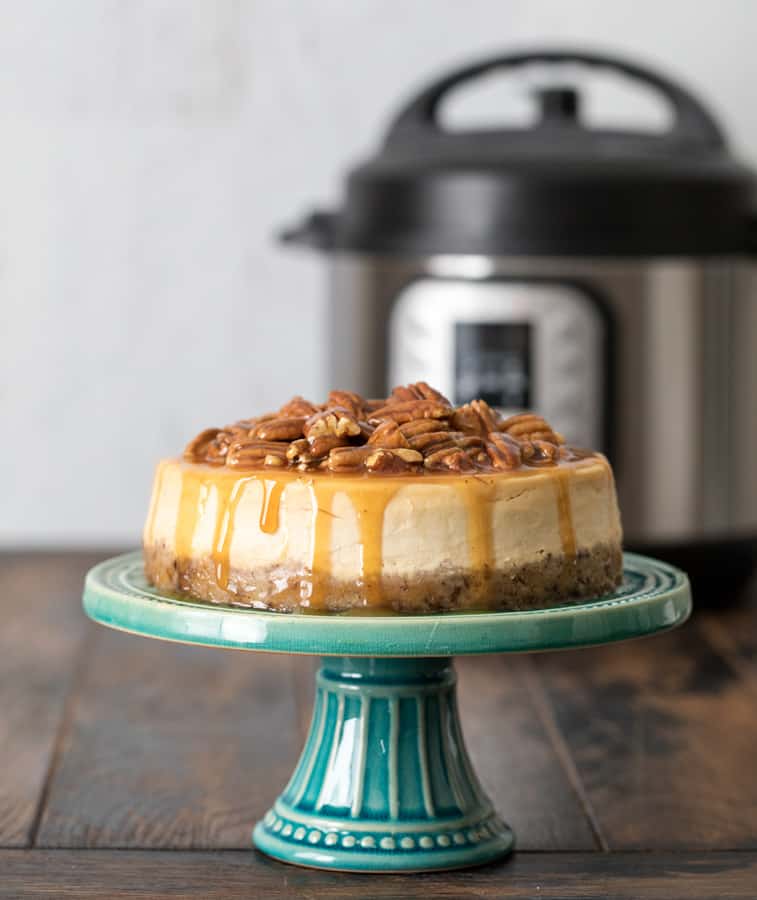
[83,551,690,873]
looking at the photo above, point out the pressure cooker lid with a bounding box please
[284,50,757,256]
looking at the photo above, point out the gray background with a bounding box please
[3,0,756,546]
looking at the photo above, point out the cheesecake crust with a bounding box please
[144,540,622,614]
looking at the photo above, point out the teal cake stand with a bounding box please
[83,552,690,873]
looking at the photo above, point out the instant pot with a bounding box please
[281,49,757,590]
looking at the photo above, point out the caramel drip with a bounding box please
[352,483,399,607]
[213,476,286,590]
[604,456,617,532]
[554,467,577,559]
[260,479,285,535]
[308,481,337,609]
[459,478,495,607]
[212,478,245,589]
[145,461,167,545]
[174,466,205,560]
[175,465,289,593]
[307,479,400,609]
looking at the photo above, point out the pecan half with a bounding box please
[226,439,289,468]
[365,448,423,472]
[327,446,376,472]
[486,432,522,470]
[521,438,560,466]
[407,431,458,453]
[278,396,320,418]
[400,418,450,438]
[286,438,309,462]
[184,427,220,462]
[471,399,500,433]
[391,382,451,406]
[424,446,475,472]
[308,433,349,459]
[450,404,486,436]
[327,390,365,419]
[366,420,410,449]
[500,412,562,445]
[252,416,307,442]
[369,399,451,425]
[305,408,362,439]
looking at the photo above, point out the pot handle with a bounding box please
[388,48,725,149]
[278,210,337,250]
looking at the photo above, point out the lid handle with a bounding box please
[389,48,725,148]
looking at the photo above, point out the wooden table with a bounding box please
[3,552,757,899]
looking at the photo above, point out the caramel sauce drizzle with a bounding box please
[308,480,336,610]
[145,461,167,546]
[350,483,399,608]
[459,478,495,606]
[211,478,243,589]
[554,467,577,559]
[174,467,205,561]
[260,479,285,535]
[170,459,592,609]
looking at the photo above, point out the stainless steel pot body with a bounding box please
[328,253,757,546]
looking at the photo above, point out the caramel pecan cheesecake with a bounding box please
[143,383,623,612]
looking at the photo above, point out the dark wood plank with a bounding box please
[699,592,757,691]
[37,624,302,849]
[531,620,757,849]
[2,849,756,899]
[456,656,597,850]
[0,552,103,847]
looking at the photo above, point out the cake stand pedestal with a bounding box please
[83,552,690,873]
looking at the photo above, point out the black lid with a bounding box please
[282,49,757,257]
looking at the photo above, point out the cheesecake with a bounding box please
[143,384,623,612]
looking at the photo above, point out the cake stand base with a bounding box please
[84,551,691,875]
[253,657,514,872]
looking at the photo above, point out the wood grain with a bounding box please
[0,552,103,847]
[456,656,597,850]
[699,590,757,692]
[1,850,756,899]
[36,628,301,849]
[531,620,757,849]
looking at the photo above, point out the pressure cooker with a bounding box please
[281,49,757,590]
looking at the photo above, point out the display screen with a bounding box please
[454,322,532,409]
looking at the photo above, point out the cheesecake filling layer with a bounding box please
[144,457,622,612]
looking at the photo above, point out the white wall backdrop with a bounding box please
[3,0,757,545]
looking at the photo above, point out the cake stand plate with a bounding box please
[83,552,690,873]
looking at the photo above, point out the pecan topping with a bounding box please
[226,439,289,468]
[305,408,362,439]
[400,418,450,438]
[450,404,486,436]
[391,382,451,406]
[486,432,522,470]
[182,383,590,474]
[252,417,307,442]
[424,446,475,472]
[327,446,376,472]
[365,448,423,472]
[278,396,320,418]
[368,399,451,425]
[183,428,220,462]
[367,420,410,449]
[500,413,563,445]
[327,390,365,419]
[407,430,458,453]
